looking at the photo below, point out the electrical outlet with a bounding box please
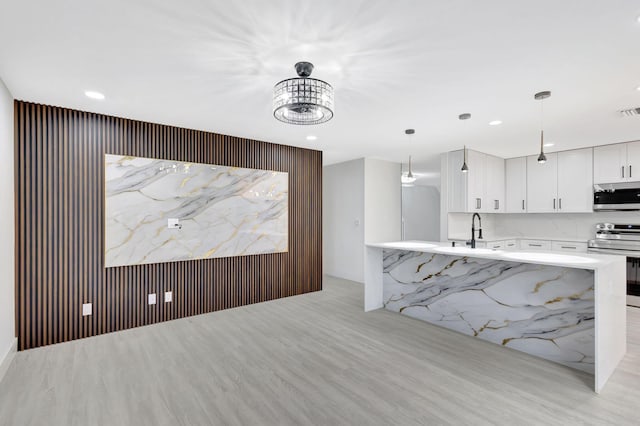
[164,291,173,303]
[82,303,92,316]
[148,293,157,305]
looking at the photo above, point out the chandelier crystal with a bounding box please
[273,62,334,125]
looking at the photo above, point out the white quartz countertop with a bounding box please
[447,235,589,243]
[367,240,625,270]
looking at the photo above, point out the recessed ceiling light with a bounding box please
[636,86,640,91]
[488,120,502,126]
[543,143,554,147]
[306,135,317,141]
[84,90,105,100]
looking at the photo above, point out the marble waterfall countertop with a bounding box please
[367,240,622,270]
[364,240,627,393]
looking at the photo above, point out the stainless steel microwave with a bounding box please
[594,182,640,211]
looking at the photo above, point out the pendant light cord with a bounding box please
[540,97,544,151]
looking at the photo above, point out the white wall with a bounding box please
[448,211,640,241]
[323,159,365,283]
[402,185,441,241]
[323,158,402,283]
[0,76,15,377]
[364,158,401,243]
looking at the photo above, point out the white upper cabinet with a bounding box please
[447,147,591,215]
[526,153,558,213]
[466,149,485,212]
[626,141,640,181]
[593,143,627,184]
[557,148,593,212]
[484,154,505,213]
[525,148,593,213]
[446,149,504,213]
[594,141,640,184]
[505,157,527,213]
[447,150,466,212]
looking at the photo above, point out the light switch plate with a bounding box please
[148,293,157,305]
[82,303,92,316]
[164,291,173,303]
[167,218,181,229]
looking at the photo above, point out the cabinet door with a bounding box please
[526,153,558,213]
[483,155,505,213]
[626,141,640,182]
[520,239,552,251]
[486,241,505,249]
[505,157,527,213]
[504,240,518,250]
[447,150,467,212]
[557,148,593,213]
[466,150,485,212]
[551,241,588,252]
[593,143,626,184]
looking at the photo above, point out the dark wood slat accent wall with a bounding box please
[14,100,322,351]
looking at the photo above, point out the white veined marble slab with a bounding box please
[383,249,595,374]
[104,154,288,267]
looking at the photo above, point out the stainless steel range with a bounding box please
[588,223,640,307]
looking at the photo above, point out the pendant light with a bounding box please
[534,91,551,163]
[401,155,417,184]
[461,145,469,173]
[459,113,471,172]
[401,129,417,185]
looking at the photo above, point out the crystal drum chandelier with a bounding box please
[273,62,334,125]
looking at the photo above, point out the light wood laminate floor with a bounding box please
[0,275,639,425]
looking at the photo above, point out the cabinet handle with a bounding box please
[529,244,543,247]
[522,200,525,210]
[622,166,625,178]
[494,200,499,210]
[553,199,556,209]
[560,246,576,249]
[631,165,633,178]
[559,198,562,210]
[476,198,481,209]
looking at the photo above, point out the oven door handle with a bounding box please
[587,247,640,257]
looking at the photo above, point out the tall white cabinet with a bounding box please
[526,148,593,213]
[594,141,640,184]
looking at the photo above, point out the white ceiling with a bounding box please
[1,0,640,180]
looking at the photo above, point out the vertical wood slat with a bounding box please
[15,100,323,351]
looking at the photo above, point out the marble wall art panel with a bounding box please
[383,249,595,374]
[105,154,288,267]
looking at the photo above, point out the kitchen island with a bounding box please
[364,241,627,393]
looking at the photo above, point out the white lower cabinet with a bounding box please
[551,241,588,253]
[486,241,504,249]
[447,239,585,253]
[520,239,552,251]
[504,240,518,250]
[486,240,517,250]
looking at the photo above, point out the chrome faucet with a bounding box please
[468,213,483,249]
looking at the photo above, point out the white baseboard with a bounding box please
[0,338,17,383]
